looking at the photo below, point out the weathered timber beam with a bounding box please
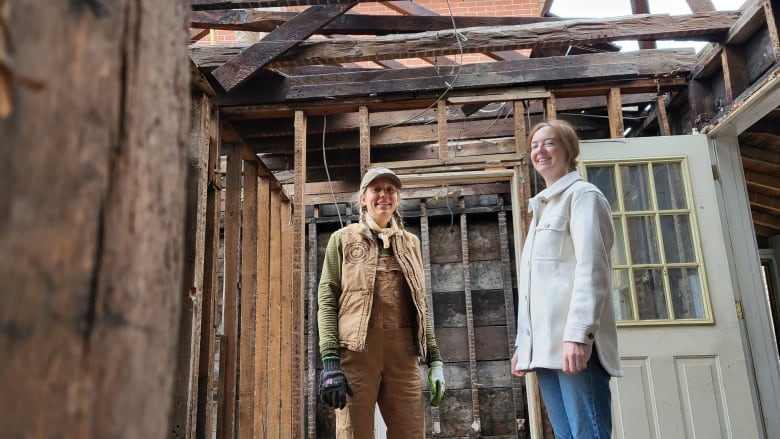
[741,155,780,175]
[745,169,780,194]
[211,3,357,91]
[200,50,695,105]
[751,209,780,230]
[259,12,736,67]
[191,0,370,10]
[190,10,558,34]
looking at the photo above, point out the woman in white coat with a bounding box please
[511,119,622,439]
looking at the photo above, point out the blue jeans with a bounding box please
[535,353,613,439]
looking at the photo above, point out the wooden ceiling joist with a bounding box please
[191,0,371,10]
[249,12,737,67]
[190,10,559,34]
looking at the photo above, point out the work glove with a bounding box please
[319,357,353,410]
[427,360,445,407]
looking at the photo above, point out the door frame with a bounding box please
[706,73,780,439]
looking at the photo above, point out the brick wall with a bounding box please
[195,0,545,64]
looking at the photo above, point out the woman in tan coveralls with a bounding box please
[317,167,445,438]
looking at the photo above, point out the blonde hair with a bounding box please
[354,181,405,230]
[528,119,580,171]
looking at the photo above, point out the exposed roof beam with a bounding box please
[211,3,357,91]
[257,12,736,67]
[749,192,780,215]
[190,10,558,34]
[201,49,695,105]
[191,0,371,11]
[745,170,780,195]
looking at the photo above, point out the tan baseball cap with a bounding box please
[360,167,402,190]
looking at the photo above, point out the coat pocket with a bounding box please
[337,288,371,343]
[533,215,568,260]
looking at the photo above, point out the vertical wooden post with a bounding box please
[238,162,259,439]
[221,143,243,439]
[359,106,371,175]
[607,88,625,138]
[254,176,272,438]
[306,221,319,439]
[280,199,294,438]
[293,110,309,439]
[198,102,221,439]
[460,200,482,435]
[172,92,211,439]
[266,189,283,439]
[438,100,449,159]
[765,0,780,60]
[418,201,442,435]
[656,95,671,136]
[545,94,557,120]
[0,2,190,437]
[513,100,528,156]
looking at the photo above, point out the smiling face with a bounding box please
[360,177,399,227]
[530,125,570,186]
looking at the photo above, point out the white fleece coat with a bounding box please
[514,171,623,377]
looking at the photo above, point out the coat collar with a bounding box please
[528,171,581,212]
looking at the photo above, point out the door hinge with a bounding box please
[712,164,720,181]
[735,300,744,320]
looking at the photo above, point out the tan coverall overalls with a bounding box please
[335,256,425,438]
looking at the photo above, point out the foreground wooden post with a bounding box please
[0,1,190,437]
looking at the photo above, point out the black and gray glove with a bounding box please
[319,357,353,409]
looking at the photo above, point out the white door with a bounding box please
[579,135,760,439]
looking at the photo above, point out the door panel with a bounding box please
[580,135,759,439]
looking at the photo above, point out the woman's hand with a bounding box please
[562,341,588,375]
[510,350,526,378]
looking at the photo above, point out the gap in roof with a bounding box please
[548,0,747,52]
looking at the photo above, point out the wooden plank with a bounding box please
[459,207,481,434]
[211,3,358,91]
[513,101,527,156]
[438,100,449,159]
[306,222,319,439]
[764,0,780,61]
[359,106,370,175]
[264,12,737,67]
[253,176,272,438]
[197,101,221,439]
[190,9,558,34]
[656,95,671,136]
[280,200,294,438]
[545,94,557,120]
[172,92,211,439]
[221,142,243,439]
[419,202,443,435]
[191,0,369,11]
[607,87,625,138]
[292,111,308,439]
[238,162,259,439]
[266,190,283,439]
[498,211,523,437]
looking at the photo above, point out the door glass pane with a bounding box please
[626,216,660,264]
[612,217,627,266]
[612,269,633,320]
[669,268,705,319]
[621,164,651,211]
[660,215,696,263]
[653,163,688,210]
[587,166,618,210]
[635,269,668,319]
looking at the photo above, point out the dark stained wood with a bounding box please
[0,2,190,438]
[291,110,308,437]
[631,0,657,49]
[262,12,736,67]
[211,3,358,91]
[722,44,751,102]
[192,0,370,10]
[190,9,558,34]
